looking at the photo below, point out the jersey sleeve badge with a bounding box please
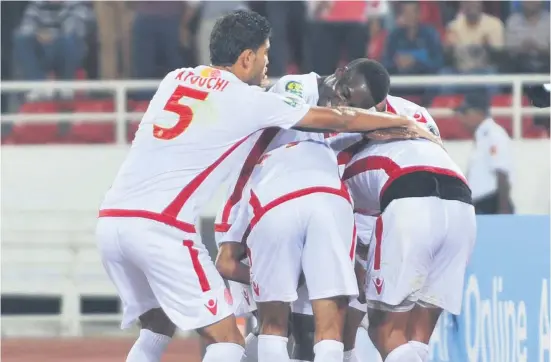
[285,81,304,98]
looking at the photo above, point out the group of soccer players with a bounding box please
[96,10,476,362]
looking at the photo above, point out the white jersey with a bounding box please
[327,94,441,153]
[214,72,326,237]
[343,139,466,217]
[100,66,311,232]
[221,140,345,244]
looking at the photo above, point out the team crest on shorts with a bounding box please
[285,81,304,98]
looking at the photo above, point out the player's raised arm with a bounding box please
[295,105,412,132]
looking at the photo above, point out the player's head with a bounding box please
[323,58,390,110]
[209,10,271,86]
[455,91,490,131]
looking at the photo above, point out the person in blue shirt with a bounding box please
[383,1,443,75]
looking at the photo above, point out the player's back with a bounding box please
[100,66,310,228]
[344,138,466,215]
[249,140,343,205]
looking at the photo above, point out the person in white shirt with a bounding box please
[95,10,432,362]
[456,91,514,214]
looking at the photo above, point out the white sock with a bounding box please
[258,334,290,362]
[203,342,245,362]
[126,329,171,362]
[343,348,357,362]
[384,343,422,362]
[313,340,344,362]
[408,341,429,362]
[242,333,259,362]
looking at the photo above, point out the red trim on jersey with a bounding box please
[342,155,467,198]
[214,128,280,233]
[350,223,357,261]
[99,209,197,233]
[337,140,368,166]
[385,99,397,115]
[374,216,383,270]
[99,135,251,233]
[241,183,352,244]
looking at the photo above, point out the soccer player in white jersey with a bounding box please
[94,10,430,362]
[215,60,441,362]
[330,92,476,362]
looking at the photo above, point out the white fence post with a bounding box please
[115,85,126,145]
[512,79,523,139]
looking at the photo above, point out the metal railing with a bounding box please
[1,74,549,143]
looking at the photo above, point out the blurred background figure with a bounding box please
[503,1,550,74]
[196,1,249,66]
[383,1,442,76]
[12,0,92,100]
[130,1,186,79]
[306,0,369,76]
[441,1,504,94]
[94,1,133,80]
[456,91,514,215]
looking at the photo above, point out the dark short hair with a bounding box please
[347,59,391,105]
[209,10,271,66]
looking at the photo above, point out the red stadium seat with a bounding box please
[19,101,59,113]
[127,121,140,142]
[67,122,115,144]
[9,123,63,144]
[431,95,464,109]
[433,117,471,140]
[62,100,116,143]
[131,101,150,113]
[491,94,531,107]
[72,99,115,112]
[430,95,470,140]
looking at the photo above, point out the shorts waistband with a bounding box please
[98,209,196,233]
[380,171,472,212]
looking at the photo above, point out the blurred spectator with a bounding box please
[365,1,390,62]
[366,17,386,61]
[503,1,550,74]
[196,1,248,67]
[306,1,368,76]
[443,1,504,75]
[382,1,443,75]
[456,91,514,214]
[13,0,91,100]
[94,1,133,79]
[131,1,187,79]
[265,1,305,76]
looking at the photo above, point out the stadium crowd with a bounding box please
[0,0,549,143]
[2,1,549,85]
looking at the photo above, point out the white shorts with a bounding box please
[227,280,258,316]
[246,192,359,303]
[96,217,234,330]
[365,197,476,315]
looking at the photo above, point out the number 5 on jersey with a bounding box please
[153,86,209,140]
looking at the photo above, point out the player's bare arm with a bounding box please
[215,242,251,285]
[364,124,443,146]
[296,107,441,144]
[296,106,409,132]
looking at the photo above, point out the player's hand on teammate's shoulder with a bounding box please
[404,119,444,147]
[363,115,443,147]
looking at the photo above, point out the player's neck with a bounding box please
[211,65,250,84]
[317,76,332,106]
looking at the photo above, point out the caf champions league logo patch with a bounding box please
[285,81,304,98]
[283,96,300,108]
